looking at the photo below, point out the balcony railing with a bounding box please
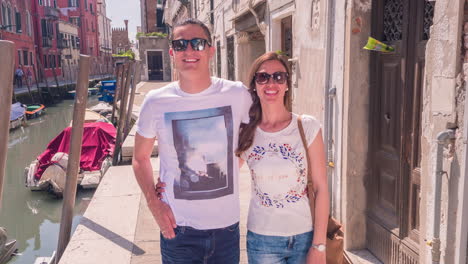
[45,7,59,18]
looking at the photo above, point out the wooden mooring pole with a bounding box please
[110,64,123,124]
[0,41,15,211]
[113,61,134,165]
[124,60,141,139]
[32,63,45,104]
[55,55,90,263]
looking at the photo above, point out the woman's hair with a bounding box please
[235,52,292,157]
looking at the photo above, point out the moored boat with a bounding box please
[25,104,45,119]
[9,102,26,130]
[0,228,17,264]
[67,88,101,99]
[24,122,116,197]
[69,109,112,127]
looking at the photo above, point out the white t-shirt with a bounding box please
[136,77,252,230]
[241,113,321,236]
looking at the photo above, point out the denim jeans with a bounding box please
[247,230,314,264]
[160,222,240,264]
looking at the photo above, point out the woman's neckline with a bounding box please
[257,113,295,135]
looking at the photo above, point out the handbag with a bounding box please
[297,115,345,264]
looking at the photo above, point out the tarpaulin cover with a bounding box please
[10,103,25,121]
[35,122,116,179]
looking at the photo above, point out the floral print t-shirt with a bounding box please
[241,113,321,236]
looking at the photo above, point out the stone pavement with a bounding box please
[59,81,252,263]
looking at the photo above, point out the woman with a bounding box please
[236,52,328,264]
[157,52,329,263]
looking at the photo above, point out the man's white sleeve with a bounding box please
[135,95,157,138]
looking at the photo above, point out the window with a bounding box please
[26,11,32,36]
[30,52,33,66]
[43,55,47,68]
[55,23,59,40]
[58,55,61,67]
[84,0,88,10]
[40,19,54,38]
[90,3,93,14]
[23,50,28,65]
[17,50,21,65]
[6,4,12,31]
[68,0,78,7]
[2,3,8,26]
[41,19,46,36]
[49,55,54,68]
[39,0,43,6]
[69,17,80,26]
[15,10,21,33]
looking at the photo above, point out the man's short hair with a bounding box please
[170,18,212,44]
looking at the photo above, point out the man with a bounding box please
[14,66,24,88]
[132,18,252,263]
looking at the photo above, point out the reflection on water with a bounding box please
[0,98,99,263]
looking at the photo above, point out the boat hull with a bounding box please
[25,104,45,119]
[9,116,25,130]
[0,240,17,264]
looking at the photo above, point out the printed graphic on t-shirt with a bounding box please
[247,143,307,208]
[165,106,234,200]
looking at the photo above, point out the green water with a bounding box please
[0,98,99,263]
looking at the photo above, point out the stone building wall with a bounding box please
[58,21,80,82]
[138,37,171,82]
[420,0,466,263]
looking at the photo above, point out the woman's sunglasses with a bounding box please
[171,38,211,51]
[254,72,289,85]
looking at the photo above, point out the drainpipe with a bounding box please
[323,0,336,213]
[431,129,456,264]
[327,87,336,166]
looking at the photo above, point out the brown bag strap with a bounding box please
[297,115,315,221]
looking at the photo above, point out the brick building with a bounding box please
[112,19,130,54]
[57,0,99,58]
[0,0,36,85]
[31,0,62,80]
[97,0,112,74]
[140,0,165,33]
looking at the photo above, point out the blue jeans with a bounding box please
[247,230,314,264]
[160,222,240,264]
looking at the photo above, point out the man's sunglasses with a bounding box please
[171,38,211,51]
[254,72,289,85]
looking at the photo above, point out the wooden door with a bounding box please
[367,1,435,263]
[147,51,163,80]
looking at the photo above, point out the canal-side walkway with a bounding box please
[14,74,114,95]
[58,81,251,263]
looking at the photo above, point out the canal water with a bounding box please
[0,98,100,263]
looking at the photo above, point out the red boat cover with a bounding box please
[35,122,116,179]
